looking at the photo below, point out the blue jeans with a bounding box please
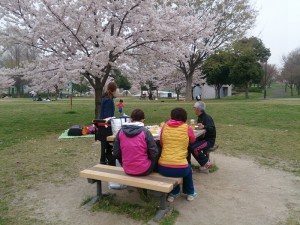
[157,165,195,195]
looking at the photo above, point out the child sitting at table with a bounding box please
[113,109,159,176]
[158,107,197,202]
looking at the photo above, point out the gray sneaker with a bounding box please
[167,193,180,202]
[187,192,198,201]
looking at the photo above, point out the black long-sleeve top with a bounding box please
[197,111,216,145]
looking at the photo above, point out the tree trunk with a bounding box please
[85,63,111,118]
[186,75,193,101]
[94,77,104,119]
[55,85,59,100]
[245,83,249,98]
[176,89,180,101]
[290,85,294,96]
[14,76,22,98]
[175,86,181,101]
[215,85,221,99]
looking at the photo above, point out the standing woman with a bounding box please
[96,82,117,166]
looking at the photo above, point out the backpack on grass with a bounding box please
[67,125,83,136]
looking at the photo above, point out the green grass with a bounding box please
[0,98,94,150]
[92,193,179,224]
[93,194,157,222]
[0,94,299,224]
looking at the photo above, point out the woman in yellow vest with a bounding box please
[158,108,197,202]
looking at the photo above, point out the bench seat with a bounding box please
[80,164,183,221]
[80,164,182,193]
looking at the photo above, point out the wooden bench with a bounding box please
[80,164,182,221]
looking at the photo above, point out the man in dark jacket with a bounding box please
[188,101,216,172]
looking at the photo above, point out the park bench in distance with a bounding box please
[80,164,182,221]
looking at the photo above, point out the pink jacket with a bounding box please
[113,122,159,175]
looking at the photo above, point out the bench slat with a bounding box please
[80,164,182,193]
[93,164,182,181]
[89,167,178,184]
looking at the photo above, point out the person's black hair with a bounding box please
[131,109,145,122]
[171,107,187,122]
[119,99,123,102]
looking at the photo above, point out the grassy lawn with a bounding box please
[0,94,299,224]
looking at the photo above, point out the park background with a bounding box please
[0,1,300,224]
[0,84,299,225]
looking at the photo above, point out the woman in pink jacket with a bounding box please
[158,107,197,202]
[113,109,159,176]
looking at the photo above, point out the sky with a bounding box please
[249,0,300,67]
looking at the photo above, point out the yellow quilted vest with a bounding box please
[158,123,189,166]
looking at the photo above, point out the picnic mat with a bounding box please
[58,129,95,139]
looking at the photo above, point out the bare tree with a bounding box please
[281,48,300,96]
[260,63,279,88]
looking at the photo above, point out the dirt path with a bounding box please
[24,153,300,225]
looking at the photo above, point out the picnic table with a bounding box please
[80,126,207,221]
[106,126,206,142]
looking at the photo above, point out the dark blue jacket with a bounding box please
[96,96,115,141]
[99,96,115,119]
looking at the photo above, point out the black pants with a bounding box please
[188,140,213,166]
[100,141,115,166]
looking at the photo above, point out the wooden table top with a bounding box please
[107,128,205,142]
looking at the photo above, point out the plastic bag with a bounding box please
[110,116,131,135]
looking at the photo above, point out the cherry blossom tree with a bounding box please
[158,67,205,100]
[0,75,15,89]
[0,47,15,90]
[0,0,214,117]
[0,43,36,96]
[170,0,258,100]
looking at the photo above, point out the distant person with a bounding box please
[149,92,153,100]
[158,107,197,202]
[117,99,124,115]
[195,95,201,101]
[30,91,36,101]
[113,109,159,176]
[96,82,117,166]
[37,95,42,101]
[188,101,216,172]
